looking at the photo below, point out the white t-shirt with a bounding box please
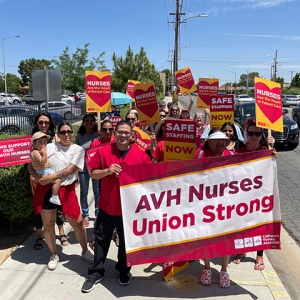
[47,142,84,186]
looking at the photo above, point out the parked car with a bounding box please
[234,101,299,149]
[50,112,64,126]
[234,94,254,102]
[282,94,300,107]
[291,104,300,127]
[0,93,22,105]
[39,101,82,120]
[61,94,75,104]
[0,105,33,134]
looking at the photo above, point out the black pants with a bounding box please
[88,209,131,277]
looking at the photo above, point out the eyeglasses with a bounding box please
[58,130,73,135]
[159,104,166,107]
[38,121,50,125]
[247,131,262,137]
[126,118,136,121]
[116,130,131,136]
[171,109,178,112]
[101,128,114,132]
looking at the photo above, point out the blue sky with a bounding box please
[1,0,299,87]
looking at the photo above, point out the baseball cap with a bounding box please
[181,108,189,114]
[167,102,173,108]
[32,131,50,143]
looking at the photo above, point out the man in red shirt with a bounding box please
[81,121,151,293]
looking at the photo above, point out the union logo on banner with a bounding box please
[85,71,112,113]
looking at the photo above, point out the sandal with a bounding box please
[232,254,246,264]
[254,260,265,271]
[89,238,95,251]
[58,234,69,246]
[33,238,44,250]
[113,231,119,247]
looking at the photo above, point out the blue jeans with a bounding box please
[78,171,100,219]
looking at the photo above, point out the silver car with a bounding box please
[0,94,22,105]
[282,94,300,107]
[39,101,82,120]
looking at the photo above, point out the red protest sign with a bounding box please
[126,80,140,101]
[109,116,123,127]
[85,71,112,113]
[197,78,219,109]
[164,119,196,161]
[255,77,283,132]
[0,136,31,167]
[174,67,197,95]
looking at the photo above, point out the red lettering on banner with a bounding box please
[166,145,194,154]
[211,115,232,121]
[202,195,274,223]
[132,212,195,236]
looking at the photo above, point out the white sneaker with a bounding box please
[48,254,59,271]
[81,249,94,264]
[50,195,61,205]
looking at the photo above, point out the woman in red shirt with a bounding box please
[232,119,276,271]
[194,129,233,288]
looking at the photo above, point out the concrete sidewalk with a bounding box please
[0,186,291,300]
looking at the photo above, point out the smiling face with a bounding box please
[83,115,96,131]
[58,125,74,146]
[223,125,234,141]
[126,113,137,127]
[208,138,227,155]
[100,122,114,142]
[171,106,180,117]
[246,125,262,147]
[37,116,50,133]
[194,113,204,127]
[115,123,132,150]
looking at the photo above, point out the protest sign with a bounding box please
[119,151,281,266]
[132,126,150,152]
[210,95,234,129]
[255,77,283,132]
[197,78,219,109]
[109,116,123,127]
[126,80,140,101]
[164,119,196,161]
[85,71,111,113]
[0,136,31,167]
[174,67,197,95]
[133,82,160,125]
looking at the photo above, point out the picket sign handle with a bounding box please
[268,129,272,150]
[97,112,101,130]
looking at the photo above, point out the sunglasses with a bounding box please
[116,130,131,136]
[247,131,262,137]
[38,121,50,125]
[101,128,114,132]
[126,118,136,121]
[171,109,178,112]
[59,130,73,135]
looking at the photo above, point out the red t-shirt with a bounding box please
[152,141,164,162]
[237,144,266,153]
[194,147,235,159]
[89,143,152,216]
[90,137,115,149]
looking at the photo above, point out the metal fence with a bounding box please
[0,101,86,136]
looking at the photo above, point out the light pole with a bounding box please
[224,69,237,93]
[1,35,20,106]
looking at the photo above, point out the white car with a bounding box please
[234,94,254,102]
[0,93,22,105]
[282,94,300,107]
[61,94,75,104]
[39,101,82,120]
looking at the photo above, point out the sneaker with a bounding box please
[219,272,230,288]
[81,272,103,293]
[49,195,61,205]
[47,254,59,271]
[81,249,94,264]
[200,269,212,285]
[82,217,89,227]
[119,272,131,286]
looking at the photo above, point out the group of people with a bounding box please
[28,99,276,293]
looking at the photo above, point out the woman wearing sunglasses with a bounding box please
[232,119,276,271]
[30,112,67,250]
[75,114,99,227]
[126,112,138,128]
[167,104,180,119]
[29,122,94,271]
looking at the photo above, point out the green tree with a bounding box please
[51,43,107,93]
[274,76,285,89]
[18,58,53,86]
[111,46,163,97]
[291,73,300,88]
[238,72,259,87]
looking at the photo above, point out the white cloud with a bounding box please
[224,33,300,41]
